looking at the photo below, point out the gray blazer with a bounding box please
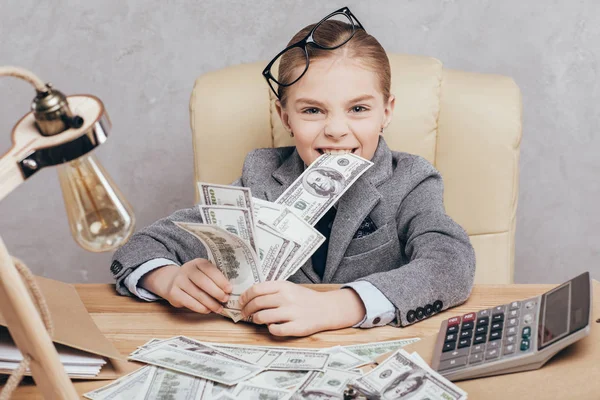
[110,137,476,327]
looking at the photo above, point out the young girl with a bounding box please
[110,7,475,337]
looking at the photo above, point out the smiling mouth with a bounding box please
[317,148,358,155]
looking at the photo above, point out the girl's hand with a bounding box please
[239,281,366,337]
[139,258,232,315]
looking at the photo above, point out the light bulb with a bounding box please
[57,153,135,252]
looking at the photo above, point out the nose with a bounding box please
[324,116,349,139]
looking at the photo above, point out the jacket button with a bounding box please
[433,300,443,312]
[372,317,381,325]
[424,304,434,316]
[416,307,425,320]
[406,310,416,323]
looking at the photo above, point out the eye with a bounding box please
[350,105,368,113]
[302,107,322,114]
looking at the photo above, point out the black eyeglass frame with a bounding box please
[262,6,365,99]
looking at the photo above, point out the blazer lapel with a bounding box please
[322,137,394,283]
[264,148,305,201]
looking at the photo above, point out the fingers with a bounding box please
[268,321,313,337]
[241,293,281,319]
[239,281,283,308]
[251,308,291,325]
[188,266,230,304]
[168,288,211,314]
[179,279,224,314]
[191,259,232,293]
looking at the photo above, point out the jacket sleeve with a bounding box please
[358,157,476,327]
[110,177,244,296]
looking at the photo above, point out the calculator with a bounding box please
[431,271,592,381]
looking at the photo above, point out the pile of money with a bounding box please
[84,336,468,400]
[176,152,374,321]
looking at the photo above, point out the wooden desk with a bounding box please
[2,283,557,399]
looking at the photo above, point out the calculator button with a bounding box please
[506,326,518,336]
[476,317,490,327]
[462,312,476,322]
[438,356,468,372]
[447,316,461,326]
[504,344,516,355]
[416,307,425,320]
[460,330,473,339]
[445,333,457,342]
[508,309,520,318]
[461,321,474,331]
[522,327,532,338]
[440,347,469,361]
[509,301,521,310]
[490,322,503,331]
[446,325,458,334]
[524,301,536,310]
[485,348,500,360]
[443,341,457,352]
[469,352,484,364]
[520,339,530,352]
[473,334,486,345]
[425,304,434,316]
[489,331,503,341]
[477,309,491,318]
[492,313,505,323]
[471,344,485,354]
[493,305,506,314]
[475,325,488,335]
[504,336,517,345]
[523,314,534,325]
[486,341,500,350]
[507,318,519,327]
[458,338,471,348]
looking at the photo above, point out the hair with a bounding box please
[277,19,391,107]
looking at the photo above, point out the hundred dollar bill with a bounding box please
[140,366,207,400]
[248,370,311,390]
[343,338,421,361]
[197,204,258,253]
[253,198,324,281]
[132,336,249,364]
[206,380,237,399]
[267,350,330,371]
[207,343,285,366]
[275,153,373,225]
[351,349,467,400]
[255,220,296,281]
[232,382,293,400]
[83,366,155,400]
[175,222,262,320]
[197,182,254,221]
[320,346,370,371]
[129,345,264,386]
[295,369,361,398]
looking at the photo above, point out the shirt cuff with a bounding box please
[124,258,179,301]
[342,281,397,328]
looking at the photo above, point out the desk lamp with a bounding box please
[0,66,135,399]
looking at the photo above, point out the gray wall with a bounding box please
[1,0,598,285]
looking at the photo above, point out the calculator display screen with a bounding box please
[538,272,591,350]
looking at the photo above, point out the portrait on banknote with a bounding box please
[302,167,345,197]
[381,369,427,398]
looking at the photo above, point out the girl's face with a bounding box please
[276,56,395,166]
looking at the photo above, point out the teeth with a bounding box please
[322,149,353,155]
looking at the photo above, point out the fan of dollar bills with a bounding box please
[176,153,375,321]
[84,335,467,399]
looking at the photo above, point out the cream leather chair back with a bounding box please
[189,54,522,284]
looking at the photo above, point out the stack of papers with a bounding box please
[0,331,106,377]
